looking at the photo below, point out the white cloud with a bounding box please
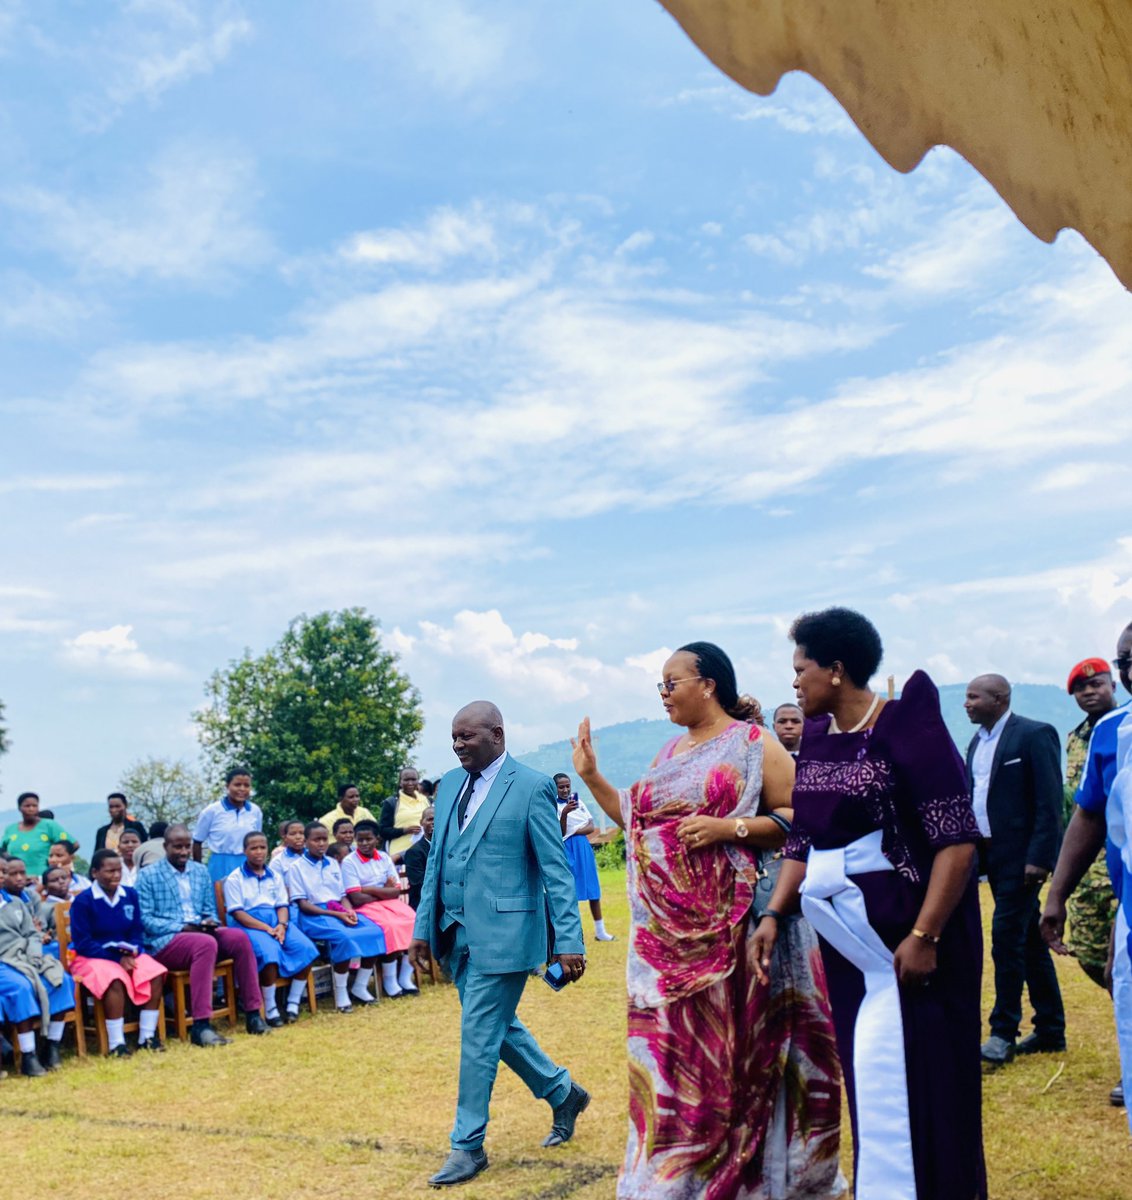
[342,206,498,269]
[61,624,185,678]
[0,474,126,495]
[4,143,271,283]
[666,76,854,137]
[0,272,99,337]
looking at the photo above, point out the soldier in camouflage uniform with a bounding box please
[1063,658,1118,988]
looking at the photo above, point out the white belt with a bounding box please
[801,829,917,1199]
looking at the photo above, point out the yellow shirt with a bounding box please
[387,791,430,857]
[319,803,379,833]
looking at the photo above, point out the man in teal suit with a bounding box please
[410,701,589,1188]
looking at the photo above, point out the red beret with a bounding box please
[1067,657,1112,693]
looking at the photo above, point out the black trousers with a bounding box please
[988,871,1065,1042]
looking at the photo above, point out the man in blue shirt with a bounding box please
[1042,620,1132,1106]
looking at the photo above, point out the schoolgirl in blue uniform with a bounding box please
[224,831,318,1025]
[284,822,384,1012]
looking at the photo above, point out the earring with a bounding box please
[703,693,710,699]
[832,677,842,687]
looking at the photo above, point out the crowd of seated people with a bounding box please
[0,770,437,1076]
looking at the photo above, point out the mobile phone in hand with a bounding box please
[543,961,571,992]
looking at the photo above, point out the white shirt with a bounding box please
[192,797,264,855]
[459,752,507,830]
[224,863,289,913]
[342,848,399,892]
[174,868,198,923]
[558,795,593,839]
[92,880,122,907]
[971,710,1010,838]
[285,852,346,905]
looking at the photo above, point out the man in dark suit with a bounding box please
[965,674,1065,1065]
[403,804,434,909]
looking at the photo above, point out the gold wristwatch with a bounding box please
[734,818,749,839]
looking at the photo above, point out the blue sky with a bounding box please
[2,0,1130,807]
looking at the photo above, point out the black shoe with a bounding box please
[980,1036,1015,1066]
[20,1052,47,1078]
[245,1012,270,1035]
[265,1014,285,1028]
[109,1044,132,1058]
[349,992,377,1006]
[190,1024,231,1048]
[1111,1082,1125,1107]
[283,1009,299,1024]
[1016,1032,1067,1055]
[42,1039,63,1071]
[542,1081,591,1147]
[428,1148,489,1187]
[137,1037,165,1053]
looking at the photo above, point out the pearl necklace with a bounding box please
[829,692,881,734]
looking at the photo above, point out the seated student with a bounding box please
[134,824,267,1046]
[48,840,91,896]
[133,821,169,872]
[332,817,355,853]
[284,822,384,1013]
[224,832,318,1026]
[0,857,75,1075]
[68,849,167,1055]
[271,819,307,869]
[342,819,419,997]
[402,805,434,910]
[118,830,142,886]
[34,864,67,948]
[326,840,351,866]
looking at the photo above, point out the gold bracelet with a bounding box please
[911,927,941,944]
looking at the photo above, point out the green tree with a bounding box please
[194,609,422,827]
[119,757,212,827]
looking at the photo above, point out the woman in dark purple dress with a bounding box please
[753,607,986,1200]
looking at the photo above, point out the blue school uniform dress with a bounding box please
[0,891,74,1023]
[558,798,602,902]
[223,861,318,978]
[193,797,264,883]
[284,852,385,961]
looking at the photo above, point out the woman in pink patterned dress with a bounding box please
[573,642,844,1200]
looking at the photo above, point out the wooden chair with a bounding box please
[7,899,86,1070]
[213,881,318,1018]
[56,900,165,1056]
[160,882,237,1042]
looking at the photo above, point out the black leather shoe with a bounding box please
[20,1052,47,1077]
[283,1009,299,1024]
[190,1025,231,1047]
[1016,1032,1067,1055]
[542,1082,591,1147]
[428,1148,488,1187]
[138,1037,165,1053]
[245,1012,269,1035]
[1111,1082,1125,1107]
[266,1014,285,1028]
[110,1044,132,1058]
[42,1039,63,1070]
[980,1036,1015,1066]
[349,992,377,1006]
[336,1004,353,1015]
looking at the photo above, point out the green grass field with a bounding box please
[2,872,1127,1199]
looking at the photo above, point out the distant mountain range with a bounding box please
[515,683,1086,828]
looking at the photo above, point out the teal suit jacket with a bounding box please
[413,754,585,974]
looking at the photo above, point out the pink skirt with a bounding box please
[355,899,416,952]
[70,953,167,1004]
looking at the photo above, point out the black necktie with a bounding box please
[457,771,481,829]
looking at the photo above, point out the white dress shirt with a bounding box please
[558,795,594,839]
[459,752,507,830]
[971,710,1011,838]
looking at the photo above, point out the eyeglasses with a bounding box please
[656,676,704,696]
[1114,656,1132,671]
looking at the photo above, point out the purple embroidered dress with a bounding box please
[619,722,843,1200]
[785,671,987,1200]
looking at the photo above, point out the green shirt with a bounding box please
[2,817,73,878]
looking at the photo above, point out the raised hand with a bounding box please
[571,717,598,779]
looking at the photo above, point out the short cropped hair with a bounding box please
[789,607,883,688]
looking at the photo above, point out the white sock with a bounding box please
[287,978,306,1011]
[333,971,350,1008]
[139,1010,159,1040]
[398,956,417,990]
[106,1018,125,1050]
[47,1020,65,1041]
[594,919,615,940]
[18,1031,35,1053]
[263,989,280,1019]
[381,961,402,996]
[350,966,374,1000]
